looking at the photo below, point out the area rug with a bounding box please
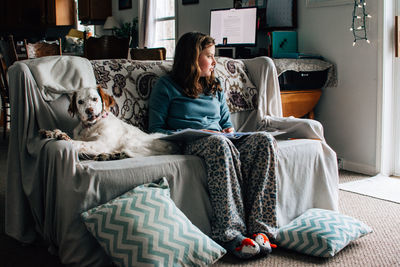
[339,174,400,204]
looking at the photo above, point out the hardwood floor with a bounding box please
[0,235,64,267]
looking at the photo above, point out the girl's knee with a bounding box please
[208,134,231,147]
[251,132,273,143]
[245,132,276,151]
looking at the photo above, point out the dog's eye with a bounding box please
[92,97,97,102]
[78,100,84,104]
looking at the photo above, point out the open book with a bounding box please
[159,129,286,143]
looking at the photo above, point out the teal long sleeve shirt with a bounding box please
[148,75,233,135]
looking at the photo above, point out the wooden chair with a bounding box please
[0,56,10,139]
[84,35,130,60]
[0,35,18,67]
[0,35,18,139]
[24,38,62,59]
[130,47,166,60]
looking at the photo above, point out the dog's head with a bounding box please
[68,86,115,126]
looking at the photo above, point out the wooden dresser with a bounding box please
[280,89,322,119]
[272,58,335,119]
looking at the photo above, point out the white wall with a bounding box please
[176,0,232,38]
[115,0,138,22]
[298,1,380,174]
[112,0,139,25]
[177,0,381,175]
[94,0,138,36]
[99,0,138,36]
[110,0,231,40]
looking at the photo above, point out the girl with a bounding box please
[149,32,277,259]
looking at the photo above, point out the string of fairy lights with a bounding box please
[349,0,371,46]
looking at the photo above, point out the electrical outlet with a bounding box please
[337,157,343,169]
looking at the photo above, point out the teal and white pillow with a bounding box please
[275,208,372,257]
[81,177,226,267]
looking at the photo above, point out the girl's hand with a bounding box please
[222,127,234,133]
[201,129,221,133]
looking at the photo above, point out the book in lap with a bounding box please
[159,129,286,143]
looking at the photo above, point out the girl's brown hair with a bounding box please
[170,32,221,98]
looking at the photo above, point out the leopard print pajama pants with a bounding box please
[183,132,278,243]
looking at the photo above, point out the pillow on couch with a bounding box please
[214,56,258,113]
[90,59,173,131]
[81,177,226,267]
[275,208,372,257]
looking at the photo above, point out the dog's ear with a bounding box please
[97,85,115,111]
[68,92,78,117]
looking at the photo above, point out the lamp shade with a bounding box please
[103,16,120,30]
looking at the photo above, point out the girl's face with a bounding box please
[198,44,216,77]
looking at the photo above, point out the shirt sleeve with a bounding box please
[148,76,173,135]
[218,90,234,130]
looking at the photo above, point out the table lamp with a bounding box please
[103,16,120,35]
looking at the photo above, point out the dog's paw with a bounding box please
[39,129,71,140]
[111,152,129,160]
[39,129,54,139]
[93,153,109,161]
[53,129,72,141]
[93,152,129,161]
[78,153,94,160]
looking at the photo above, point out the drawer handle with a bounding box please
[301,73,309,77]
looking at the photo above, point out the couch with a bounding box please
[5,56,338,266]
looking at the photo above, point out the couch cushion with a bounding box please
[81,177,226,267]
[214,56,258,113]
[90,59,173,131]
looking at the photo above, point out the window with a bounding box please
[75,0,95,36]
[153,0,176,59]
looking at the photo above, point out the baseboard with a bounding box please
[341,159,378,176]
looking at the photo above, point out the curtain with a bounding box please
[138,0,156,48]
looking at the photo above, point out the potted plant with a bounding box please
[113,17,138,48]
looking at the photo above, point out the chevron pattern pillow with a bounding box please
[275,208,372,257]
[81,177,226,267]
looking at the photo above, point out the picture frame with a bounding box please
[233,0,264,8]
[234,0,297,30]
[119,0,132,10]
[265,0,297,30]
[306,0,353,8]
[396,16,400,57]
[182,0,199,5]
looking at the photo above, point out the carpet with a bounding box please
[339,174,400,204]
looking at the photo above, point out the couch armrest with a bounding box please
[241,56,283,119]
[259,115,325,141]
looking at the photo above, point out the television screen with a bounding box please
[210,7,257,47]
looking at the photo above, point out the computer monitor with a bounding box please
[210,7,257,47]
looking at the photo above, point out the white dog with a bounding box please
[41,86,178,160]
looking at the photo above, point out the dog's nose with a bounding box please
[85,108,94,115]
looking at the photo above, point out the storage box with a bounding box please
[272,31,298,58]
[278,70,329,90]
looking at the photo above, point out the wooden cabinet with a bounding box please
[280,89,322,119]
[47,0,76,26]
[78,0,111,24]
[1,0,75,31]
[3,0,44,28]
